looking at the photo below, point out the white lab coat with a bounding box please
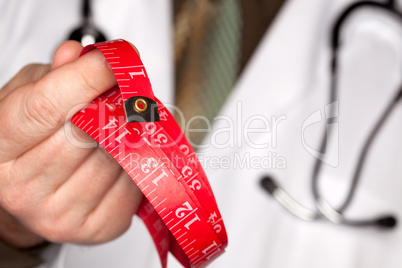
[1,0,402,267]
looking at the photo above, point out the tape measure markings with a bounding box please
[72,39,227,267]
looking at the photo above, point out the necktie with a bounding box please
[174,0,242,147]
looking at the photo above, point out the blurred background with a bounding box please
[1,0,402,267]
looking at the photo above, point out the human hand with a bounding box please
[0,41,143,249]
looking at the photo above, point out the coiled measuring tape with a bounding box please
[71,39,227,267]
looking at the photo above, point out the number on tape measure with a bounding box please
[71,39,227,268]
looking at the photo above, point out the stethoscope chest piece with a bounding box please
[68,0,107,46]
[68,26,107,46]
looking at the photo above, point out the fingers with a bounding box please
[1,135,142,244]
[53,146,123,216]
[80,172,142,244]
[51,41,83,70]
[4,125,96,191]
[42,172,140,244]
[33,47,117,118]
[6,168,142,245]
[0,121,141,245]
[0,40,144,245]
[0,40,82,101]
[0,64,50,101]
[0,206,45,248]
[0,48,117,162]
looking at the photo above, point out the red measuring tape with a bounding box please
[70,39,227,267]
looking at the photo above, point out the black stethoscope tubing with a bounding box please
[261,0,402,229]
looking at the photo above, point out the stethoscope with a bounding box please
[68,0,107,46]
[69,0,400,228]
[261,0,402,229]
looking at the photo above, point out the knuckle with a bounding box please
[34,211,131,244]
[0,166,39,218]
[36,220,61,242]
[1,184,30,216]
[19,64,50,82]
[19,64,37,76]
[37,216,75,242]
[84,215,132,244]
[32,65,50,82]
[36,209,89,243]
[23,85,64,131]
[78,50,116,97]
[83,224,111,244]
[79,66,103,97]
[69,217,100,244]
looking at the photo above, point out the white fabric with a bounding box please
[1,0,402,267]
[204,1,402,267]
[0,0,173,104]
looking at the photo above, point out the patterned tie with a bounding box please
[174,0,243,147]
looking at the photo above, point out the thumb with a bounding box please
[51,40,83,70]
[0,48,117,162]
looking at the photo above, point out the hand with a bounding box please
[0,41,143,249]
